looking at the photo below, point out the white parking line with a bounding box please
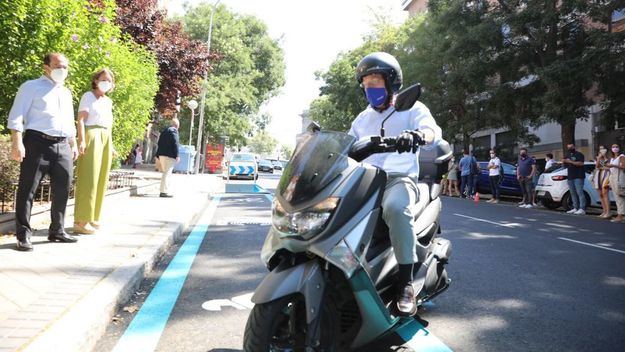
[454,213,522,228]
[558,237,625,255]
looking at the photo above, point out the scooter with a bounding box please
[243,84,453,351]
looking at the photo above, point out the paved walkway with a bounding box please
[0,168,221,352]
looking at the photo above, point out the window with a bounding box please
[613,9,625,22]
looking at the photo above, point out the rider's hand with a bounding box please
[396,132,413,154]
[410,130,426,152]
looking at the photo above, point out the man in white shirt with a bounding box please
[487,149,502,203]
[8,53,79,251]
[349,52,442,315]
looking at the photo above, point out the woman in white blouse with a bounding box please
[73,68,117,234]
[608,143,625,223]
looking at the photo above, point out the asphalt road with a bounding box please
[95,172,625,352]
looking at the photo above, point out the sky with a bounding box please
[165,0,408,147]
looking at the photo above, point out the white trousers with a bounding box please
[159,156,176,194]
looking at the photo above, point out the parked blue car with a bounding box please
[475,161,523,197]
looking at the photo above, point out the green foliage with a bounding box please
[183,4,286,147]
[247,130,277,156]
[0,0,159,159]
[0,135,20,203]
[309,0,625,153]
[280,144,293,160]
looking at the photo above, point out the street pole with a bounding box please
[187,99,198,146]
[194,0,221,174]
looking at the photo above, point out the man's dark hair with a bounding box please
[546,153,553,159]
[43,53,64,65]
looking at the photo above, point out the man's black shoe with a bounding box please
[48,232,78,243]
[16,237,33,251]
[159,193,173,198]
[396,283,417,316]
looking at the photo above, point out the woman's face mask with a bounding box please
[600,148,607,155]
[613,147,620,154]
[98,81,112,93]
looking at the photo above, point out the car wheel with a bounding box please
[542,199,560,210]
[562,192,573,211]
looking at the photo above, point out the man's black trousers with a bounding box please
[15,131,73,239]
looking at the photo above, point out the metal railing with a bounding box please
[0,170,135,215]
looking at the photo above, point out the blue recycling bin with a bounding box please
[173,145,197,173]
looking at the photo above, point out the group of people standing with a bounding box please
[441,141,625,222]
[8,53,117,251]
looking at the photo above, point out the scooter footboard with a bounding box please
[251,259,325,324]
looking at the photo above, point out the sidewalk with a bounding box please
[0,168,222,352]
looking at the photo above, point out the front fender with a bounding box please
[251,260,325,324]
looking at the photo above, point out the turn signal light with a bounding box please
[551,175,567,181]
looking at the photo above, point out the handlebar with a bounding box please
[349,133,424,162]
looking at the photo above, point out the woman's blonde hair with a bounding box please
[91,68,115,91]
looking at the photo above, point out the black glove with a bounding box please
[396,132,414,153]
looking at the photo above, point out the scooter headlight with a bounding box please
[272,197,339,239]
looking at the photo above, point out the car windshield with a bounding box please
[231,154,255,162]
[278,131,355,206]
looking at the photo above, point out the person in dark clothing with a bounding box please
[562,143,586,215]
[155,118,180,197]
[516,147,536,208]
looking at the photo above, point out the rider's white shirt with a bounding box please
[348,102,442,178]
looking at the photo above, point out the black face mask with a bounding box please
[568,148,575,153]
[520,153,527,157]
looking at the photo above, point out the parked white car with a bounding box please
[223,152,258,180]
[536,162,614,211]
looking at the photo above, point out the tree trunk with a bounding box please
[561,121,575,154]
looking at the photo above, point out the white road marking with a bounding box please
[214,217,271,226]
[201,292,255,311]
[558,237,625,255]
[454,213,522,228]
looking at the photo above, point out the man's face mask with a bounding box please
[520,152,527,157]
[365,87,387,108]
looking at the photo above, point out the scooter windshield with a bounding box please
[278,131,355,206]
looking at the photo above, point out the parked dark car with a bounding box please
[258,159,274,173]
[271,160,283,171]
[475,161,523,197]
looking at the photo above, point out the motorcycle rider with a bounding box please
[348,52,442,315]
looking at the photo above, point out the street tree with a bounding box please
[115,0,211,116]
[493,0,622,152]
[248,131,277,156]
[183,3,286,147]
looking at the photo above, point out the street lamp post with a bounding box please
[187,99,198,145]
[194,0,221,174]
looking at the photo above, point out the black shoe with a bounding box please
[16,237,33,251]
[48,232,78,243]
[159,193,173,198]
[396,283,417,316]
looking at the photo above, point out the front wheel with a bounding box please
[243,294,340,352]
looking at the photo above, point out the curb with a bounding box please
[19,195,210,352]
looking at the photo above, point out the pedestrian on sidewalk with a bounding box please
[608,144,625,222]
[562,143,586,215]
[517,148,536,208]
[133,144,143,168]
[487,149,501,203]
[593,145,612,219]
[73,68,117,235]
[531,156,540,207]
[459,150,477,199]
[155,118,180,198]
[446,156,460,197]
[7,53,79,251]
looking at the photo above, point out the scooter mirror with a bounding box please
[394,83,422,112]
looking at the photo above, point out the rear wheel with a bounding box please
[562,192,591,211]
[243,294,340,352]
